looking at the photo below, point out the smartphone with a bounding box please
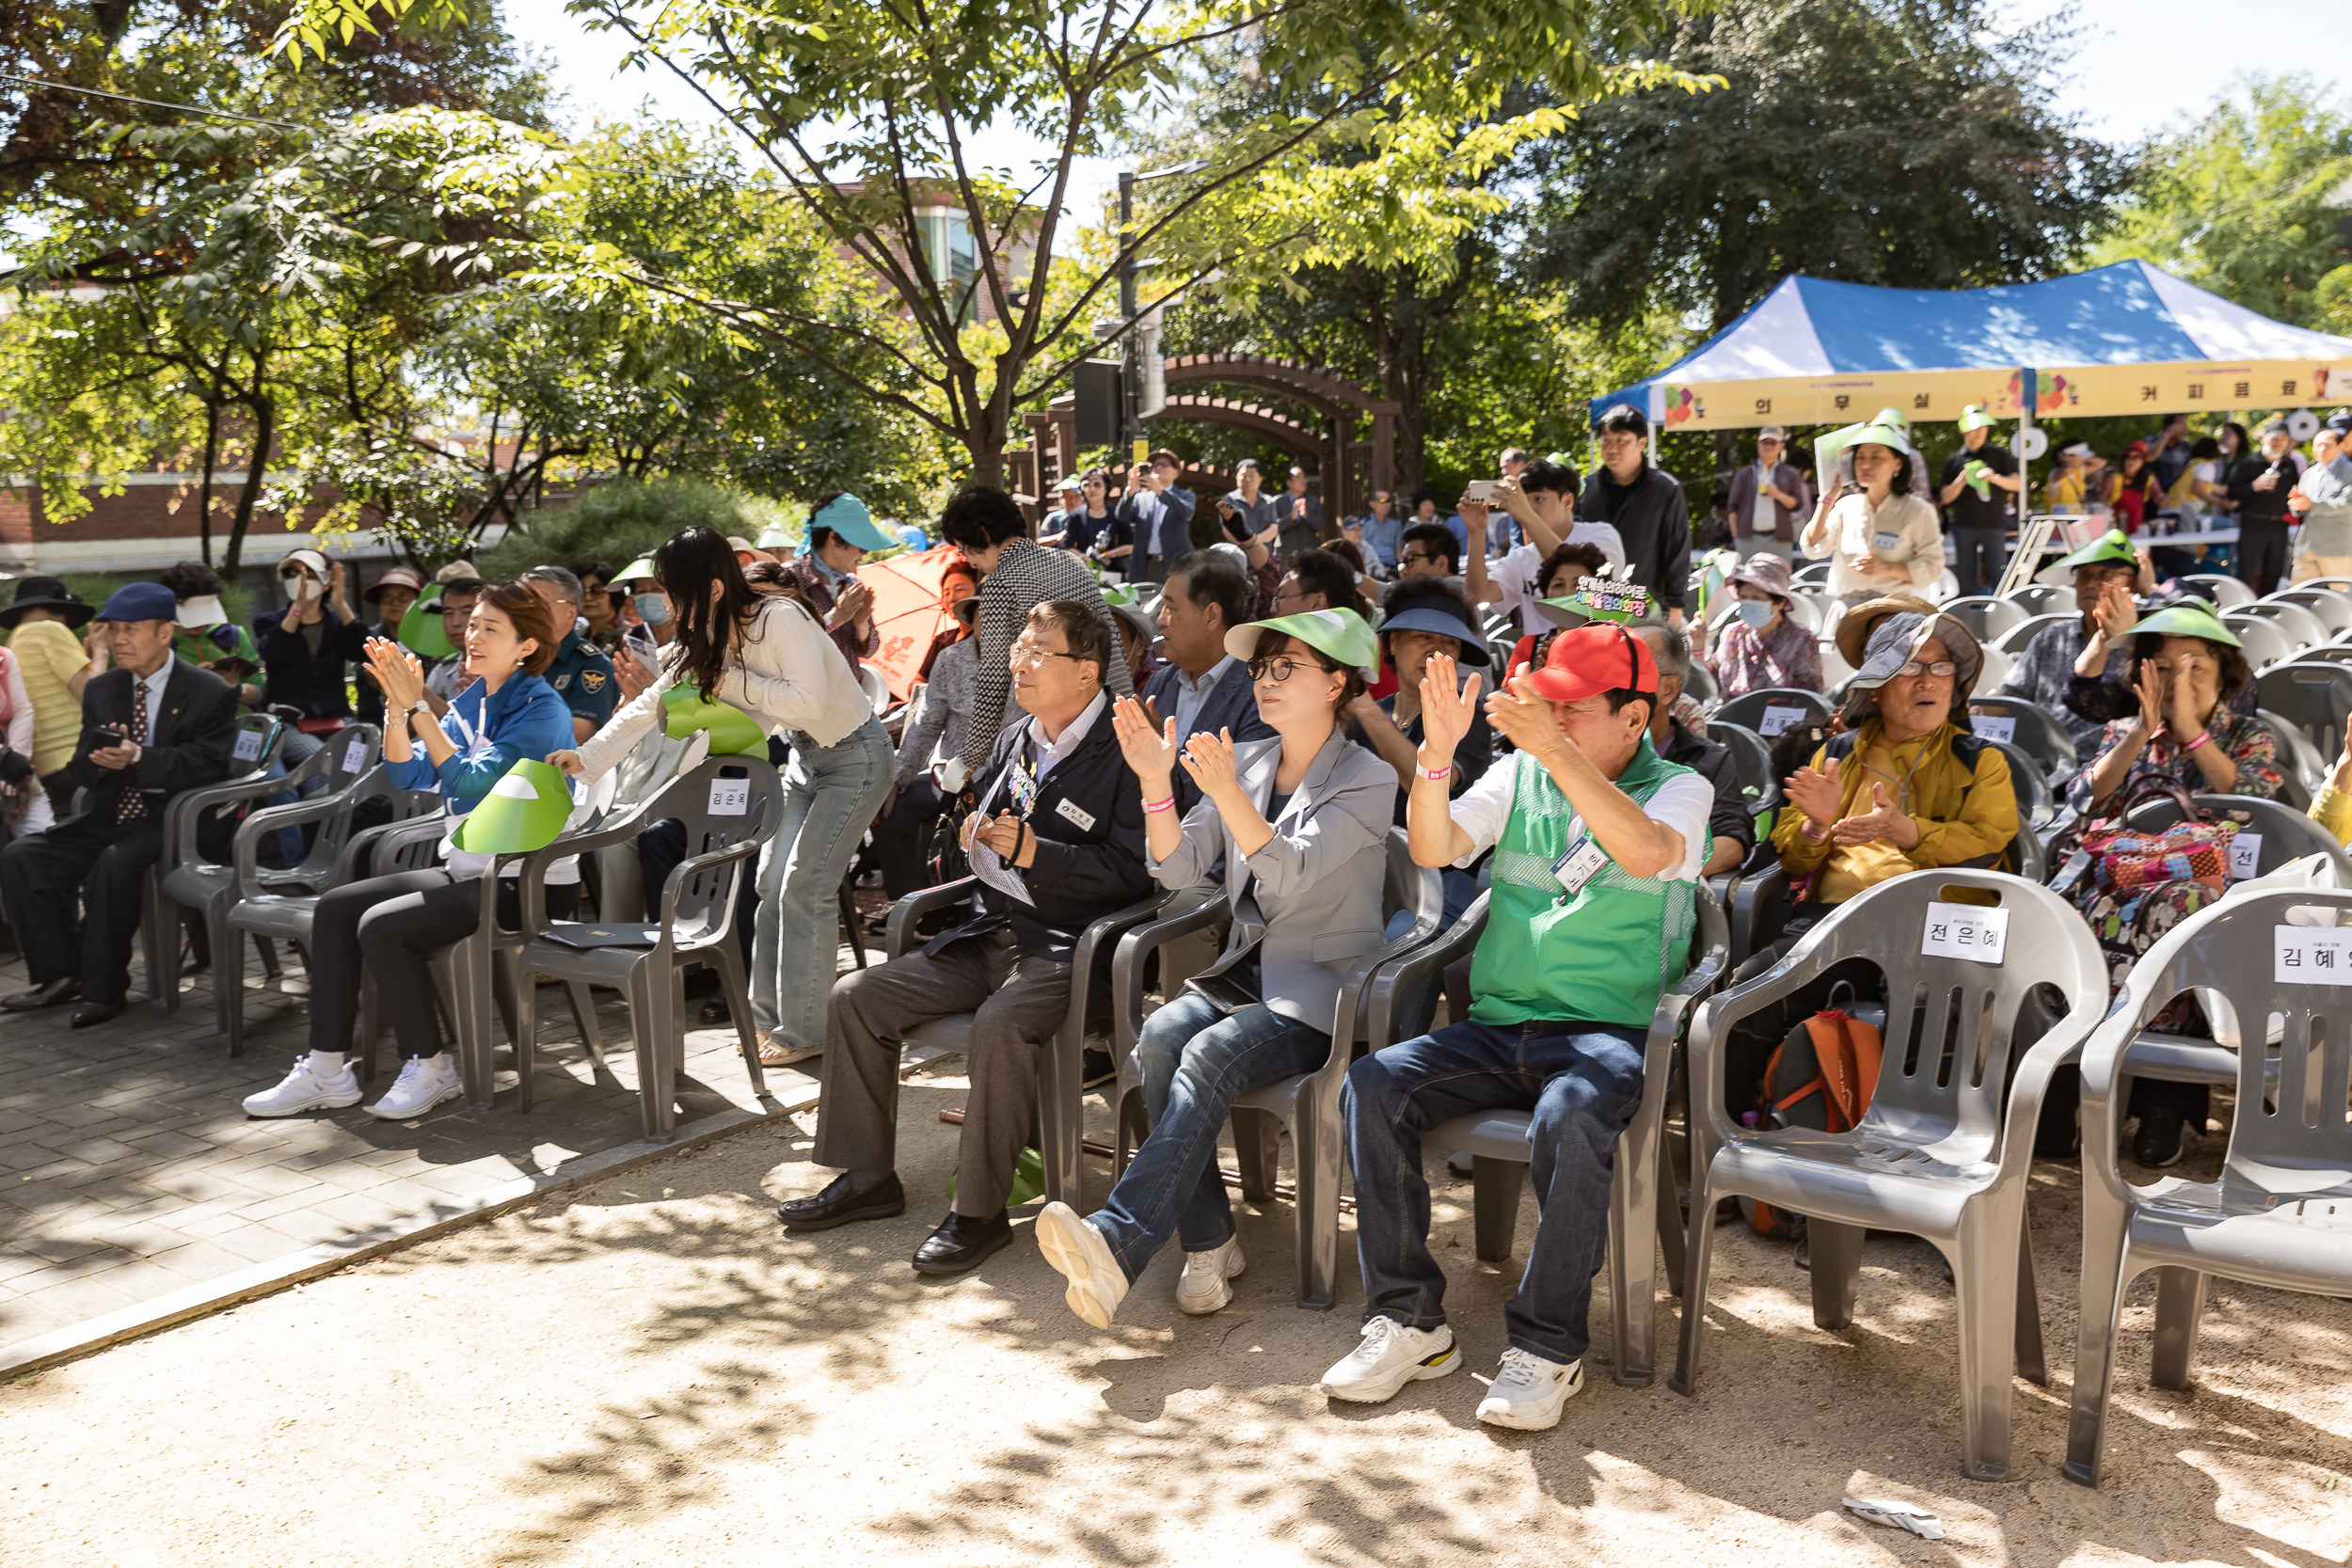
[1460,479,1499,505]
[1131,437,1151,465]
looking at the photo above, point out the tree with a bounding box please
[1528,0,2121,342]
[537,0,1713,486]
[2093,76,2352,332]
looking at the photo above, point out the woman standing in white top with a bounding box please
[1801,420,1944,607]
[552,527,892,1068]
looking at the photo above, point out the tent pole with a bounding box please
[2015,377,2036,572]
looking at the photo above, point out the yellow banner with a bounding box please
[1650,369,2026,431]
[2030,360,2351,420]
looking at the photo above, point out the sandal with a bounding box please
[757,1035,820,1068]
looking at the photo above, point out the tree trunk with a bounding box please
[222,385,274,579]
[196,400,221,569]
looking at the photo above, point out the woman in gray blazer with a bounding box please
[1037,608,1395,1329]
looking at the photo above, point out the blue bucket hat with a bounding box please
[96,582,181,624]
[1375,599,1491,666]
[805,493,896,554]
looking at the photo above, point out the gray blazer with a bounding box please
[1148,728,1395,1030]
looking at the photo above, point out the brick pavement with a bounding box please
[0,924,871,1358]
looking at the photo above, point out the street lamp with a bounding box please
[1118,159,1208,452]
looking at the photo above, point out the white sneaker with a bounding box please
[1317,1318,1459,1404]
[367,1055,462,1121]
[1175,1235,1245,1315]
[1474,1348,1584,1431]
[1035,1201,1128,1330]
[242,1057,362,1117]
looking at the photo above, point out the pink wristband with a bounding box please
[1143,796,1175,814]
[1419,764,1452,782]
[2180,730,2212,754]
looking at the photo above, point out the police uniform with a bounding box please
[543,627,618,732]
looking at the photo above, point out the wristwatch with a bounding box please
[405,698,434,723]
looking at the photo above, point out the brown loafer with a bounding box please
[2,977,80,1011]
[69,1000,125,1029]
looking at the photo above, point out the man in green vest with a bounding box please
[1321,615,1712,1432]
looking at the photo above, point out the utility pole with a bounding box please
[1118,170,1139,455]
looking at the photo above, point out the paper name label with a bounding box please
[1922,901,2009,965]
[1872,531,1900,551]
[2276,925,2352,983]
[1553,838,1608,897]
[1759,705,1806,736]
[1055,797,1097,832]
[2229,832,2262,881]
[233,729,265,762]
[1971,716,2017,744]
[342,736,369,774]
[708,779,750,816]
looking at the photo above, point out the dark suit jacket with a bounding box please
[1113,485,1198,563]
[58,657,241,827]
[924,704,1154,965]
[1141,658,1276,814]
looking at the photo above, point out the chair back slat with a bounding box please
[2257,663,2352,768]
[2266,587,2352,635]
[1705,721,1776,813]
[645,754,781,947]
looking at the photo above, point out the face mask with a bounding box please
[283,575,321,606]
[633,593,671,627]
[1736,600,1773,628]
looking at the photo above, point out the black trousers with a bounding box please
[2237,523,2291,596]
[307,868,578,1060]
[0,812,167,1004]
[872,775,947,901]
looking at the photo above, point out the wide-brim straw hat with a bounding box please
[1836,594,1982,697]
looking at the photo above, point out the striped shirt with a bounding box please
[961,537,1137,771]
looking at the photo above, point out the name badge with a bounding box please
[2229,833,2262,881]
[1871,530,1900,551]
[233,729,265,762]
[1759,704,1806,736]
[1055,797,1097,832]
[342,735,370,775]
[708,778,750,816]
[2276,924,2352,983]
[1552,837,1609,898]
[1921,900,2008,965]
[1970,715,2016,743]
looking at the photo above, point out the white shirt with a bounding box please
[1490,523,1629,628]
[1168,656,1239,741]
[1806,490,1942,601]
[1444,758,1713,882]
[1025,689,1108,783]
[1751,464,1778,535]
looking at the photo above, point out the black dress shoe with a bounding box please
[2132,1108,2185,1168]
[1080,1047,1117,1089]
[699,995,730,1027]
[69,999,124,1029]
[775,1171,906,1232]
[2,977,80,1011]
[911,1210,1014,1276]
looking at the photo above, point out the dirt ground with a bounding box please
[3,1061,2347,1568]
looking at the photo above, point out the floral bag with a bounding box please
[2052,776,2236,1018]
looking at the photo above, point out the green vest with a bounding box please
[1468,742,1704,1030]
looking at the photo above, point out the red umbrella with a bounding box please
[860,545,970,700]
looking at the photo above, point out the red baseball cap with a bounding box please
[1523,622,1658,703]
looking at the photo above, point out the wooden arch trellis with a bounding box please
[1009,354,1399,523]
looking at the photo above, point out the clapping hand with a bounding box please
[1177,727,1240,801]
[831,582,874,629]
[2132,658,2168,739]
[1416,653,1480,764]
[2093,579,2138,641]
[363,637,426,710]
[1110,696,1180,791]
[1785,754,1844,829]
[1484,663,1566,762]
[1833,781,1918,848]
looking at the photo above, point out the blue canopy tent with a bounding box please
[1593,260,2352,434]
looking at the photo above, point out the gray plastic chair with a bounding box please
[1681,657,1718,712]
[1674,870,2109,1481]
[882,876,1178,1211]
[1981,737,2056,853]
[2181,573,2255,609]
[2281,643,2352,670]
[1939,596,2029,646]
[2264,586,2352,635]
[2301,576,2352,595]
[502,755,781,1141]
[1424,886,1728,1387]
[2221,615,2294,672]
[2257,662,2352,768]
[1105,829,1443,1308]
[1705,721,1778,814]
[2001,583,2071,618]
[2227,599,2328,653]
[222,784,443,1064]
[146,712,290,1015]
[2063,887,2352,1488]
[2249,707,2322,810]
[1966,696,2078,785]
[1711,687,1834,738]
[1794,560,1833,588]
[1990,611,2073,655]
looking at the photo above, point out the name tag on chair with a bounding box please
[2277,925,2352,983]
[233,730,264,762]
[342,736,370,774]
[1922,901,2008,965]
[2229,833,2262,881]
[1759,705,1806,736]
[708,778,750,816]
[1970,716,2016,744]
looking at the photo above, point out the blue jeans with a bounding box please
[264,728,326,868]
[750,716,895,1046]
[1385,864,1482,942]
[1344,1018,1645,1365]
[1092,992,1331,1279]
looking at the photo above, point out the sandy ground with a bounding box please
[3,1063,2348,1568]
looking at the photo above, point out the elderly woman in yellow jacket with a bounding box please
[1723,595,2021,1117]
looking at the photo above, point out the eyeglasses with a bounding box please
[1400,550,1446,568]
[1009,640,1084,668]
[1270,590,1312,610]
[1248,656,1327,684]
[1893,660,1959,678]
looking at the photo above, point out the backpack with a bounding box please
[1743,982,1883,1238]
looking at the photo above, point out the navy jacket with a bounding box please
[925,704,1154,966]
